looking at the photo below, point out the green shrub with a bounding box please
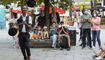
[101,18,105,25]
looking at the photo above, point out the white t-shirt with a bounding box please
[22,15,32,32]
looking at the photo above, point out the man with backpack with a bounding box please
[57,21,71,51]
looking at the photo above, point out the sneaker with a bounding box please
[24,58,27,60]
[90,46,92,49]
[28,56,31,60]
[54,46,56,49]
[92,46,95,49]
[82,46,86,49]
[92,55,98,59]
[60,48,63,50]
[79,43,82,46]
[67,48,70,51]
[95,56,103,60]
[52,44,54,48]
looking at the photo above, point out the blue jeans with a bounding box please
[50,34,57,46]
[92,30,101,47]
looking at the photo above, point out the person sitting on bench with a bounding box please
[93,46,105,60]
[57,21,71,51]
[36,26,43,40]
[43,26,49,39]
[50,22,58,48]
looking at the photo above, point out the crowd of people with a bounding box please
[8,5,105,60]
[78,9,102,60]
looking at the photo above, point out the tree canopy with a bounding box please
[0,0,74,26]
[0,0,74,10]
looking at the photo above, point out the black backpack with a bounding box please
[59,36,68,48]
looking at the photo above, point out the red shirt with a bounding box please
[57,27,69,34]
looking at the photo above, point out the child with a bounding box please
[43,26,49,39]
[37,26,43,39]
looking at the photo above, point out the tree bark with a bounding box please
[44,0,50,28]
[69,0,72,21]
[94,0,97,7]
[69,7,72,21]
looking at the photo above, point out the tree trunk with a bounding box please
[69,6,72,21]
[91,0,93,8]
[44,0,50,28]
[94,0,97,7]
[69,0,72,21]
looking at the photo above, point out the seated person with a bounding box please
[57,21,71,51]
[36,26,43,40]
[50,22,58,48]
[93,46,105,60]
[43,26,49,39]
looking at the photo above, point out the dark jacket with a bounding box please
[37,15,45,28]
[17,15,30,33]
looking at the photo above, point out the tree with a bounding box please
[0,0,74,26]
[78,3,91,10]
[57,0,74,20]
[44,0,50,27]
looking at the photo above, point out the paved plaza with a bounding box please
[0,28,105,60]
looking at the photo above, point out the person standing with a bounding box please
[50,7,60,25]
[81,9,92,49]
[91,11,101,48]
[78,13,83,46]
[17,5,32,60]
[57,22,71,51]
[30,9,36,28]
[37,10,45,28]
[30,9,39,28]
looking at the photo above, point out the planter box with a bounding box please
[30,39,52,48]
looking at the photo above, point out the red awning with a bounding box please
[12,9,30,14]
[41,5,66,14]
[72,5,80,10]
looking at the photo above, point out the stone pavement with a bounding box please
[0,28,105,60]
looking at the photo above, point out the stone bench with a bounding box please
[30,30,76,48]
[30,39,52,48]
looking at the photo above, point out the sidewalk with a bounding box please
[0,28,105,60]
